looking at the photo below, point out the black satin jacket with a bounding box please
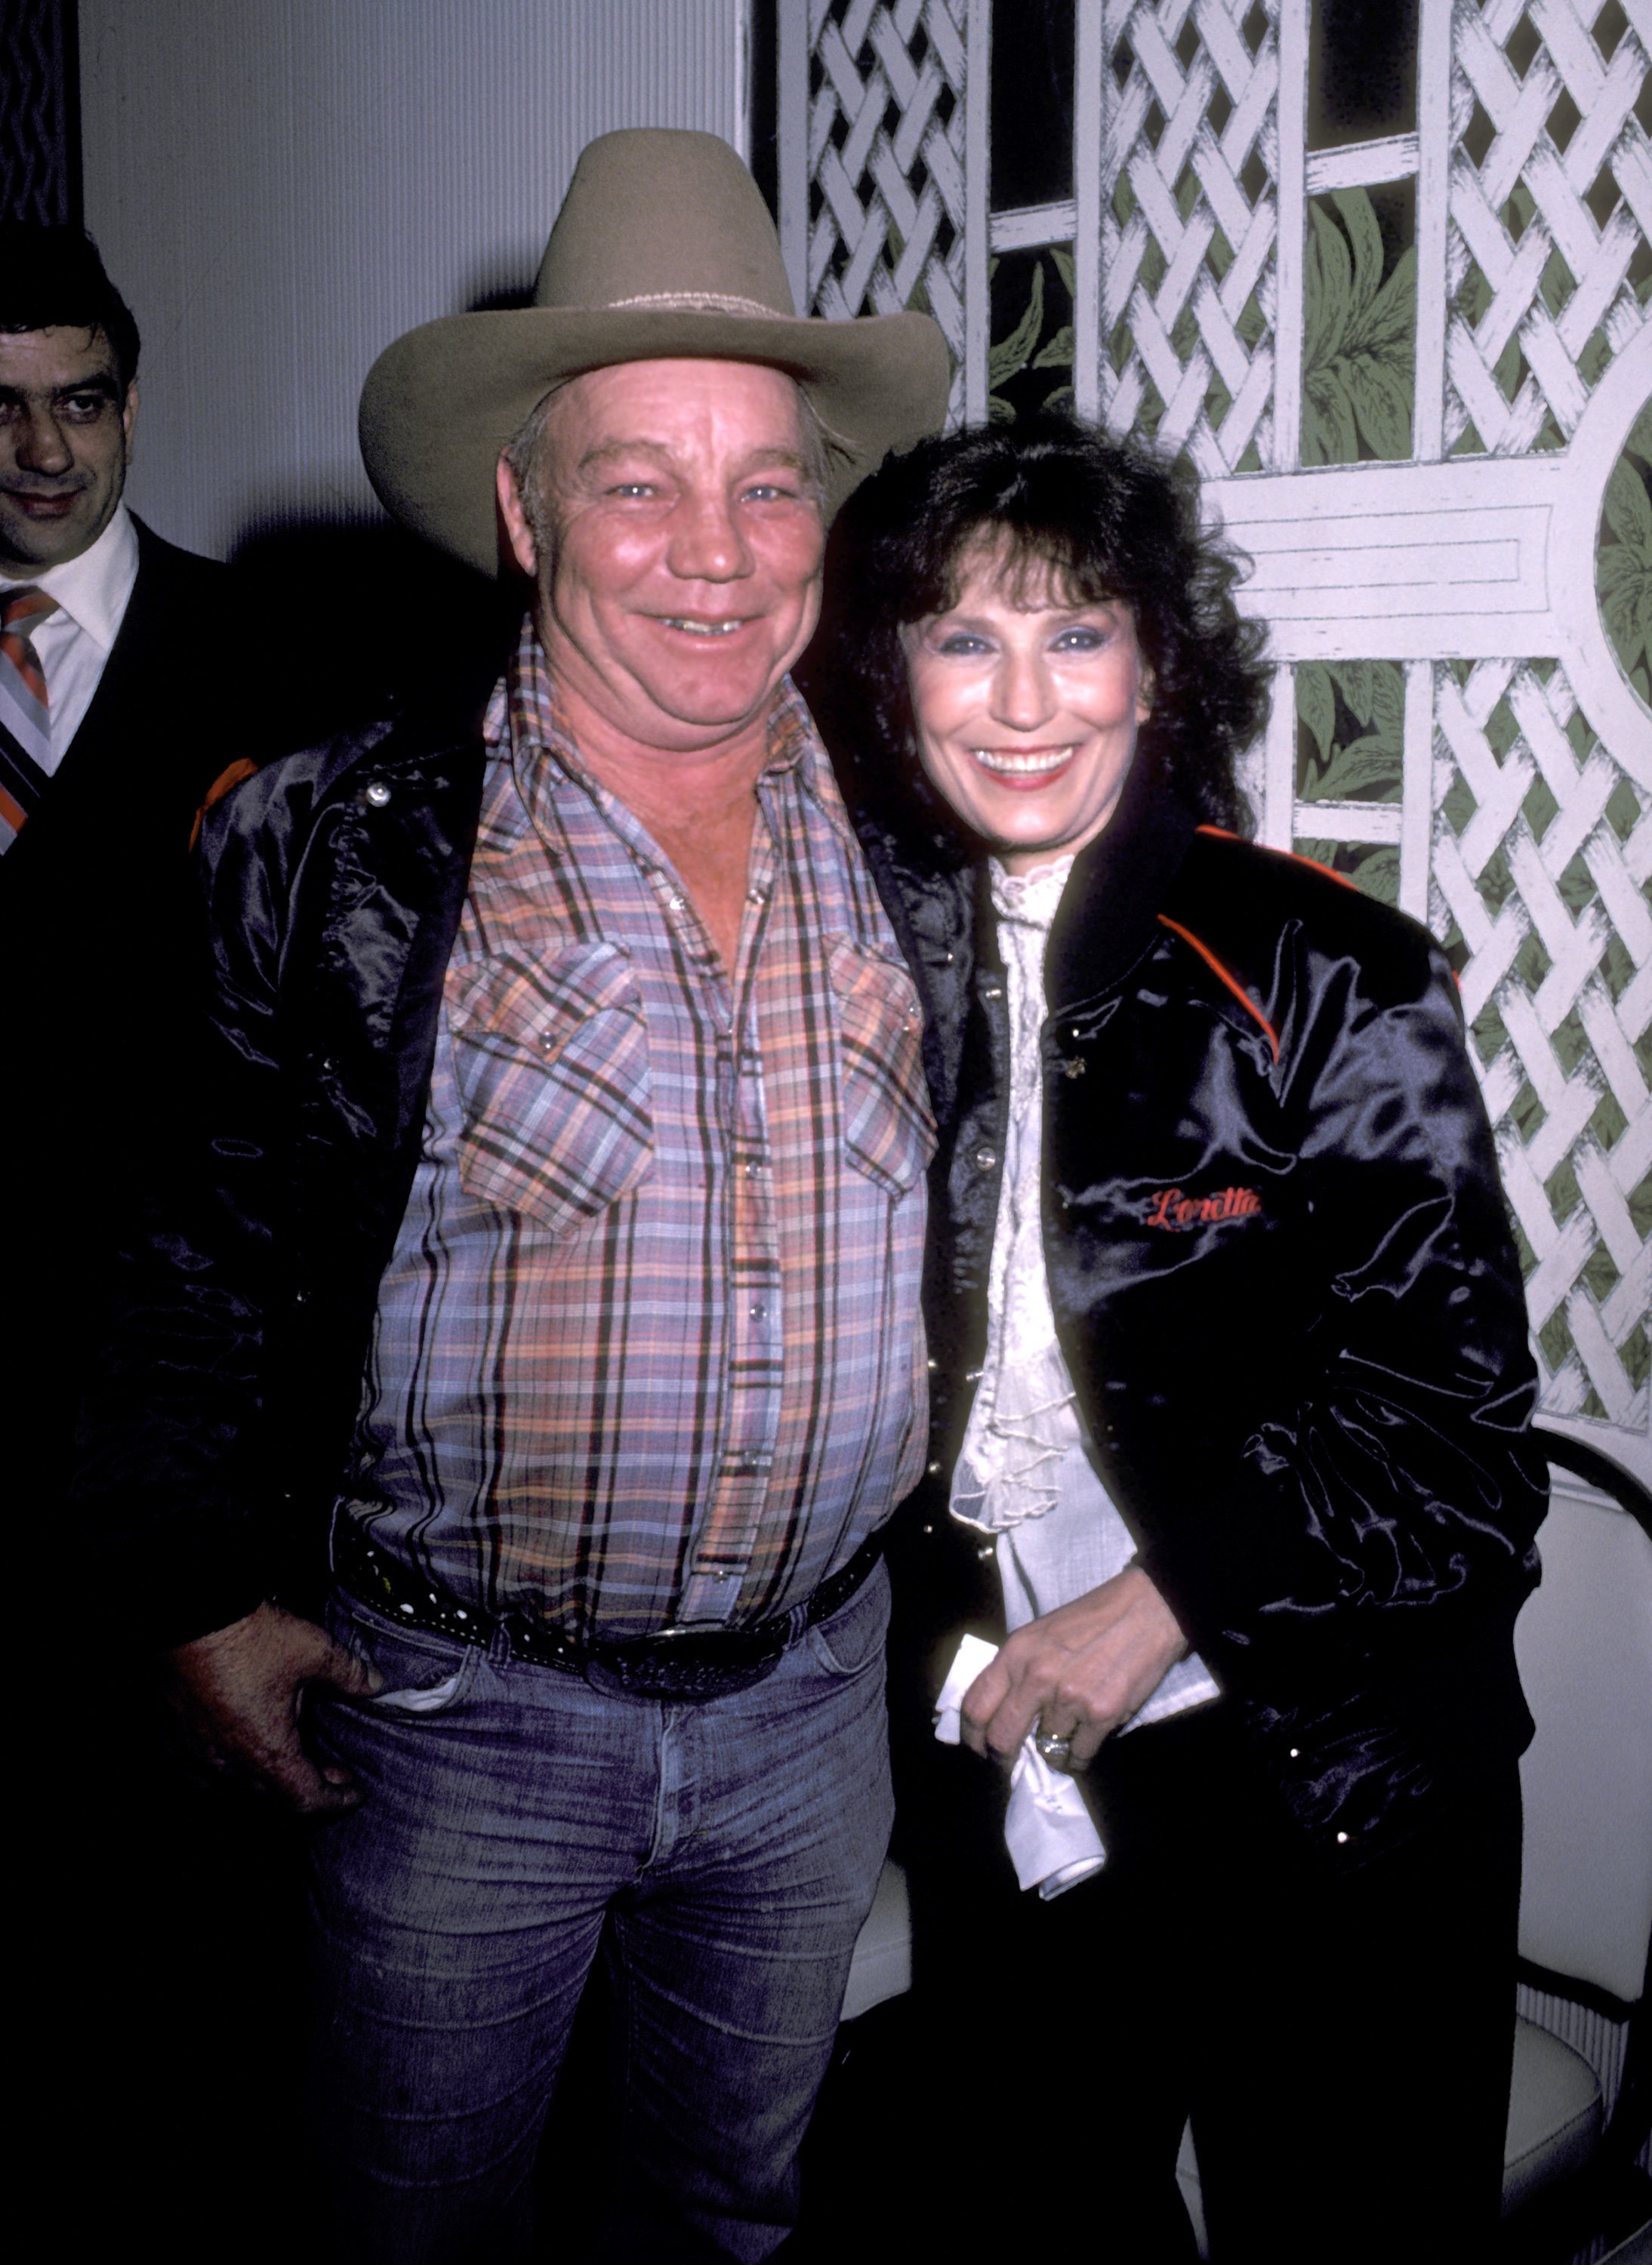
[72,716,491,1645]
[858,760,1548,1864]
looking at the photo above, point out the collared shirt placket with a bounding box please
[673,805,783,1626]
[525,730,798,1631]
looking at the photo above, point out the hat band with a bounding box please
[593,289,795,320]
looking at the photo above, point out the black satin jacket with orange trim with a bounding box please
[858,759,1548,1863]
[70,716,489,1647]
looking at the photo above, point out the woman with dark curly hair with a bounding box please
[808,414,1546,2261]
[815,405,1261,837]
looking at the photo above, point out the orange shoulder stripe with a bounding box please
[190,757,259,853]
[1157,914,1281,1065]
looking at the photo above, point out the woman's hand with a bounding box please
[960,1565,1188,1768]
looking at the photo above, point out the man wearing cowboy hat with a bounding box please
[72,131,948,2258]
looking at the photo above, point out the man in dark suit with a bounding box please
[1,225,252,1515]
[3,227,297,2257]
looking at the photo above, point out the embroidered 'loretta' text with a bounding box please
[1145,1185,1262,1231]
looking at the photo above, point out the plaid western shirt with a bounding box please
[348,623,932,1638]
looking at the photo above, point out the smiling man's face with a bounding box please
[0,325,136,573]
[498,358,825,765]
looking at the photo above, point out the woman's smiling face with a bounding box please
[900,540,1152,873]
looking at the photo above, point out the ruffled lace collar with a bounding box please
[989,852,1076,929]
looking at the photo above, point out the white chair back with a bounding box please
[1514,1467,1652,2005]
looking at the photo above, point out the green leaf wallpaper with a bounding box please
[1598,402,1652,707]
[1302,190,1416,465]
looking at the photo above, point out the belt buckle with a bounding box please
[590,1620,786,1703]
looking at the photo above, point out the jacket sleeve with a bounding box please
[69,768,307,1648]
[1133,929,1548,1693]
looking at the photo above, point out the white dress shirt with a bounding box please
[0,504,140,772]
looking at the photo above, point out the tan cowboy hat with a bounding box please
[359,128,952,574]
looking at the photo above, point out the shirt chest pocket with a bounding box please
[828,935,937,1197]
[445,941,654,1237]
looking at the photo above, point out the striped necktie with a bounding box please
[0,586,59,852]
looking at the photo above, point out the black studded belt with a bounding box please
[331,1514,884,1702]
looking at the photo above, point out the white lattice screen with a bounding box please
[775,0,1651,1462]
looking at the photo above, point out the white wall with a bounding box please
[79,0,747,559]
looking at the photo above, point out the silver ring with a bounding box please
[1034,1730,1074,1770]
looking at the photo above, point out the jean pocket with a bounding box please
[447,940,654,1236]
[828,936,936,1197]
[806,1557,891,1678]
[328,1592,483,1718]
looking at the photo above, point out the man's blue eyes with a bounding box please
[603,482,798,502]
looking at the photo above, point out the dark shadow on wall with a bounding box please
[228,515,525,753]
[220,273,541,754]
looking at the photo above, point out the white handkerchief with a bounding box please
[932,1633,1000,1743]
[933,1635,1106,1900]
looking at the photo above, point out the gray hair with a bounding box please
[502,368,831,569]
[502,382,569,562]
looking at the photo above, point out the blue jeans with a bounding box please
[306,1563,893,2264]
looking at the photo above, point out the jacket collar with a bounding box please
[1044,754,1200,1012]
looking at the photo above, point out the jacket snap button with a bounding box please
[982,982,1003,1000]
[365,781,392,807]
[926,1459,942,1475]
[974,1146,998,1172]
